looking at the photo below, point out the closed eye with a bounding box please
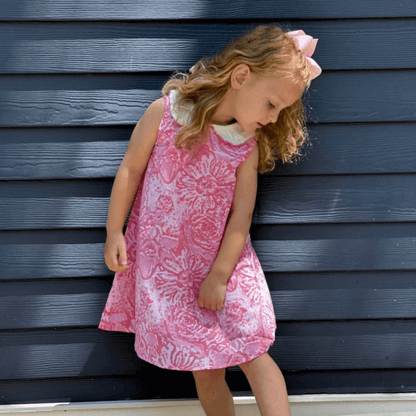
[268,102,275,109]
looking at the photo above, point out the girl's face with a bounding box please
[231,66,305,135]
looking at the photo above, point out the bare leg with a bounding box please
[192,368,235,416]
[239,353,291,416]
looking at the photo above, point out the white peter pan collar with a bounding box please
[169,89,254,145]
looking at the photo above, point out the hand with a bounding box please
[198,272,228,312]
[104,231,129,273]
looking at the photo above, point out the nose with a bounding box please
[268,109,280,124]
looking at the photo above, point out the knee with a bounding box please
[192,368,226,387]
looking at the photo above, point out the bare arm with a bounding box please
[104,98,164,272]
[198,143,259,311]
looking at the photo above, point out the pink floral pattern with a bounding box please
[99,93,276,370]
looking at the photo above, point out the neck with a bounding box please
[211,90,236,125]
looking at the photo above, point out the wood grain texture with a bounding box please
[1,236,415,280]
[271,333,416,370]
[1,123,416,179]
[2,325,416,380]
[1,71,415,127]
[0,243,107,279]
[1,0,415,401]
[266,271,416,291]
[0,329,146,380]
[0,280,111,330]
[252,237,416,272]
[1,20,416,73]
[272,289,416,321]
[0,0,415,20]
[2,284,416,330]
[1,175,415,229]
[254,175,416,224]
[0,197,111,229]
[310,71,416,124]
[276,123,416,175]
[0,141,128,179]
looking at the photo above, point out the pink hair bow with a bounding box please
[287,30,322,80]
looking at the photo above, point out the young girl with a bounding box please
[99,25,321,416]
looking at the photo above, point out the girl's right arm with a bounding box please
[104,98,165,272]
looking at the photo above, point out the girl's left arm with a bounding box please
[198,143,259,311]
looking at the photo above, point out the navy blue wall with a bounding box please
[1,0,416,404]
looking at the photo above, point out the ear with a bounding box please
[230,64,251,89]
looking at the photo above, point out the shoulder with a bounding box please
[130,97,165,137]
[232,142,258,212]
[239,141,259,171]
[142,97,165,125]
[235,142,258,184]
[127,97,165,153]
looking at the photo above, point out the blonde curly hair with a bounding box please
[162,25,314,173]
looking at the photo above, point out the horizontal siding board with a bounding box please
[1,0,415,20]
[1,71,415,127]
[231,369,416,395]
[254,175,416,224]
[0,293,106,329]
[2,273,416,329]
[2,326,416,380]
[2,287,416,330]
[1,0,415,401]
[0,141,128,179]
[0,179,112,198]
[1,20,416,74]
[0,88,158,128]
[266,271,416,291]
[275,319,416,337]
[0,330,146,380]
[1,236,415,280]
[1,175,415,229]
[0,280,110,330]
[0,376,161,404]
[0,243,107,279]
[276,123,416,175]
[311,71,416,124]
[251,223,416,244]
[0,197,111,229]
[0,126,133,144]
[1,123,416,179]
[0,230,106,247]
[272,289,416,321]
[252,237,416,272]
[272,333,416,370]
[2,370,416,404]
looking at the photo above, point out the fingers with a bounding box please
[104,243,129,273]
[117,249,128,270]
[198,296,224,312]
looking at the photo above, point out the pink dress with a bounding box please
[99,90,276,371]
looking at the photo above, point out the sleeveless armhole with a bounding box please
[154,94,177,148]
[233,136,258,168]
[162,94,171,115]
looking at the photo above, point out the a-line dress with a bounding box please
[99,89,277,371]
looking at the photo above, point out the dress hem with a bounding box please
[135,342,274,372]
[98,324,274,372]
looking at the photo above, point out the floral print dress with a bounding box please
[99,90,276,371]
